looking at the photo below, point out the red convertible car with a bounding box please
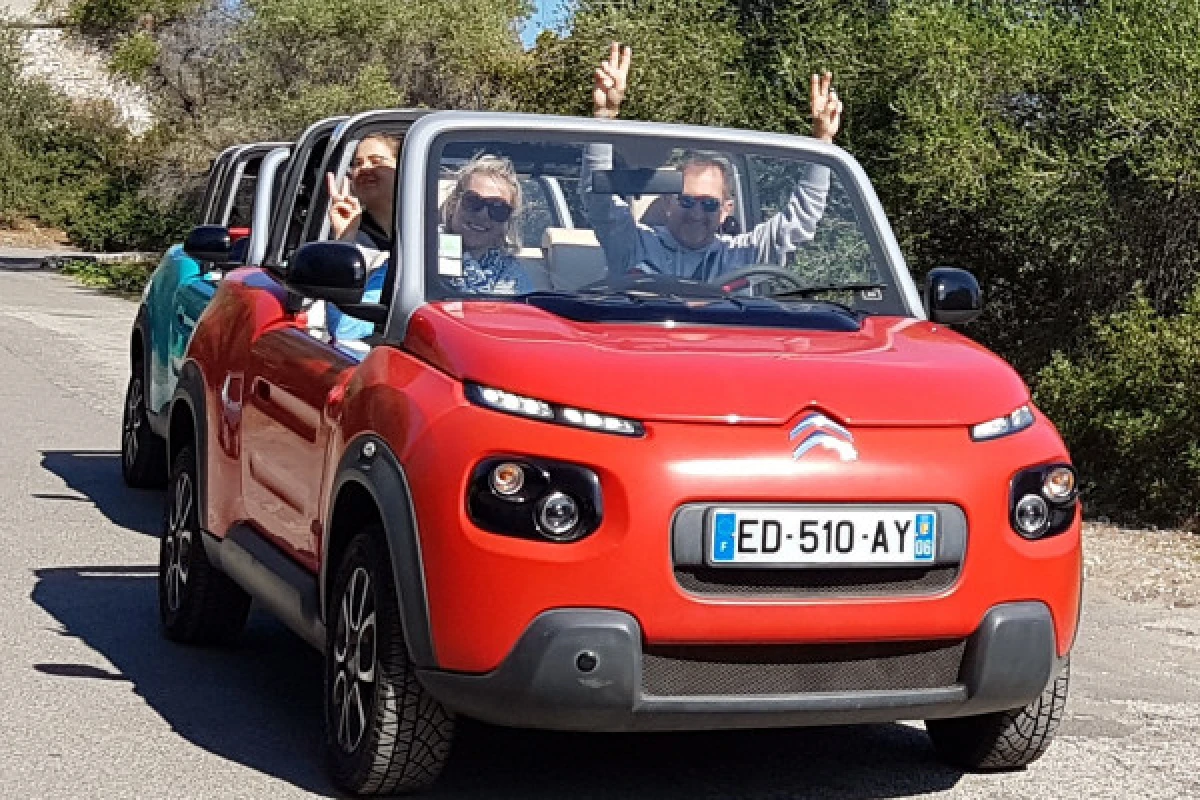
[160,111,1081,794]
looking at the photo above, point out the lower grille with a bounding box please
[642,640,967,697]
[674,566,958,598]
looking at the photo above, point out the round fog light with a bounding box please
[1042,467,1076,502]
[489,462,525,497]
[536,491,580,540]
[1015,493,1050,537]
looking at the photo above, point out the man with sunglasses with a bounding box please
[581,42,843,282]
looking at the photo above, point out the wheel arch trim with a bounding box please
[323,434,436,668]
[169,361,210,533]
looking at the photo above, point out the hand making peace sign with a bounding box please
[325,172,363,241]
[592,41,631,119]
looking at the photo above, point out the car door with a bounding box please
[240,110,423,564]
[241,324,360,567]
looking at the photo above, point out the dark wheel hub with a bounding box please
[123,376,143,468]
[163,470,193,612]
[332,566,377,754]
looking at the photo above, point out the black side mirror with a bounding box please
[925,267,982,324]
[183,225,232,264]
[286,241,370,306]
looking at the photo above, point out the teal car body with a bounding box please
[142,245,219,417]
[122,142,291,487]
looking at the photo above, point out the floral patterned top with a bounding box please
[445,248,534,295]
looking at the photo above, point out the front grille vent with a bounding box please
[674,565,958,598]
[641,639,967,697]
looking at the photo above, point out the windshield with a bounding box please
[423,131,910,327]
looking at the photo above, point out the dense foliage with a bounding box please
[6,0,1200,526]
[1035,287,1200,529]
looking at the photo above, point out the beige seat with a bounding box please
[541,228,608,290]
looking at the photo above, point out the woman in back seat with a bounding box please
[327,133,400,253]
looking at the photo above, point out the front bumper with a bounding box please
[417,601,1060,732]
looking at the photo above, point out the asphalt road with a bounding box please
[0,269,1197,799]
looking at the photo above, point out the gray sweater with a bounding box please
[580,143,832,282]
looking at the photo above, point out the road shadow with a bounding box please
[31,564,965,799]
[39,450,162,537]
[435,719,962,799]
[32,565,337,796]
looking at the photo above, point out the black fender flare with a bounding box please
[169,360,210,530]
[323,435,436,668]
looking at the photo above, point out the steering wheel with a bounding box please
[715,265,806,294]
[578,271,730,299]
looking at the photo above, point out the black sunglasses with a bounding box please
[678,194,723,213]
[461,191,513,223]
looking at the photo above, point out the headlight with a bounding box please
[466,382,645,437]
[488,462,525,497]
[1014,494,1050,537]
[536,492,581,540]
[467,457,602,543]
[971,405,1035,441]
[1042,466,1076,501]
[1010,463,1078,539]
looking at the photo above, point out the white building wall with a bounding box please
[4,2,154,133]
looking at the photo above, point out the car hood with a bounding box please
[402,302,1030,426]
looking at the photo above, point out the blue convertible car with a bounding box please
[121,140,291,486]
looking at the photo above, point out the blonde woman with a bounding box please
[440,154,533,294]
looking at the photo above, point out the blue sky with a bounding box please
[521,0,571,48]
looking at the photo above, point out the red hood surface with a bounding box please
[402,302,1030,426]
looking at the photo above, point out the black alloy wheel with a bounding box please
[158,445,250,644]
[121,360,167,488]
[325,528,453,795]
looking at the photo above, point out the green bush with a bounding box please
[59,258,155,294]
[1035,284,1200,531]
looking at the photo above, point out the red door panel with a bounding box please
[242,324,357,569]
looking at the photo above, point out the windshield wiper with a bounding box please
[769,282,886,300]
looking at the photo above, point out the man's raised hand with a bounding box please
[593,41,631,119]
[810,71,843,144]
[326,172,362,241]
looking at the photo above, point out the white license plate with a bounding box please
[707,508,937,567]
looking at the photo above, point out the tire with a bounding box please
[325,529,454,795]
[158,445,251,644]
[121,361,167,488]
[926,658,1070,770]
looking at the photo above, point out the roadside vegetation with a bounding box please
[5,0,1200,529]
[58,257,156,294]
